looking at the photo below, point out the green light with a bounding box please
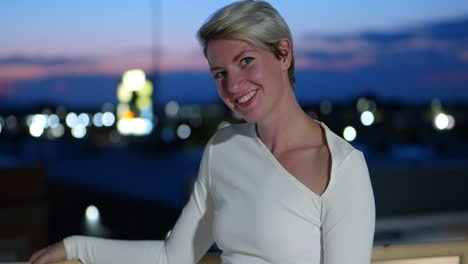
[117,84,133,103]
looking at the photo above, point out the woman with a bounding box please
[31,1,375,263]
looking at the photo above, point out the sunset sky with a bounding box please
[1,0,468,105]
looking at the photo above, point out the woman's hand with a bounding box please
[29,240,67,264]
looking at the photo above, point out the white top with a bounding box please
[65,121,375,264]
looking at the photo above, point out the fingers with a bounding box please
[29,245,50,263]
[29,241,67,264]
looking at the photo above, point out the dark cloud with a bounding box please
[422,17,468,40]
[301,16,468,45]
[289,16,468,103]
[299,16,468,54]
[297,16,468,70]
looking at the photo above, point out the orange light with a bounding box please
[121,110,135,119]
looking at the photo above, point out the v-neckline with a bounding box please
[250,121,335,201]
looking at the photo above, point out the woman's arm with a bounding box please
[321,150,375,264]
[32,141,215,264]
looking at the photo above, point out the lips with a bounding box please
[236,90,258,104]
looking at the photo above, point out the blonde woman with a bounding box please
[31,1,375,263]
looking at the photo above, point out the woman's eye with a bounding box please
[214,71,225,80]
[240,57,254,66]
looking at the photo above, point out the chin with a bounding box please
[239,110,264,123]
[232,102,267,123]
[242,116,256,123]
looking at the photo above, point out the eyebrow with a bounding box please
[210,48,254,73]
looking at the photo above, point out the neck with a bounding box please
[255,90,320,156]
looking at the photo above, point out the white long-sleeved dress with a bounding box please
[65,121,375,264]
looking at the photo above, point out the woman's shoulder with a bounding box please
[320,122,372,202]
[209,122,254,145]
[320,122,363,168]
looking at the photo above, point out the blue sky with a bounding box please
[1,1,468,105]
[3,0,468,56]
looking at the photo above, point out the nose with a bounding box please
[225,70,247,94]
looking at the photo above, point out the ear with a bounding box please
[277,38,292,71]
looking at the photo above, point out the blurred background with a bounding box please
[1,0,468,261]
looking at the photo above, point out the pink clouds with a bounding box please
[0,65,47,81]
[388,37,468,64]
[1,31,467,83]
[389,37,457,55]
[294,37,376,71]
[154,52,208,72]
[0,63,122,82]
[0,49,209,83]
[296,52,375,71]
[0,54,152,82]
[296,38,374,54]
[419,71,468,85]
[458,50,468,62]
[0,81,10,97]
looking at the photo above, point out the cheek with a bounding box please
[248,61,281,89]
[269,59,284,76]
[216,82,227,98]
[247,64,264,83]
[264,61,284,86]
[217,85,234,106]
[217,87,226,100]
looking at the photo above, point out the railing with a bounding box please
[41,241,468,264]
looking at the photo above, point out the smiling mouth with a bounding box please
[236,90,258,104]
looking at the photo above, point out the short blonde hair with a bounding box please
[197,0,296,90]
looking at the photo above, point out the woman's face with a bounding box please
[206,38,290,122]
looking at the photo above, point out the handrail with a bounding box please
[21,241,468,264]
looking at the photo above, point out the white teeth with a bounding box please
[236,90,257,104]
